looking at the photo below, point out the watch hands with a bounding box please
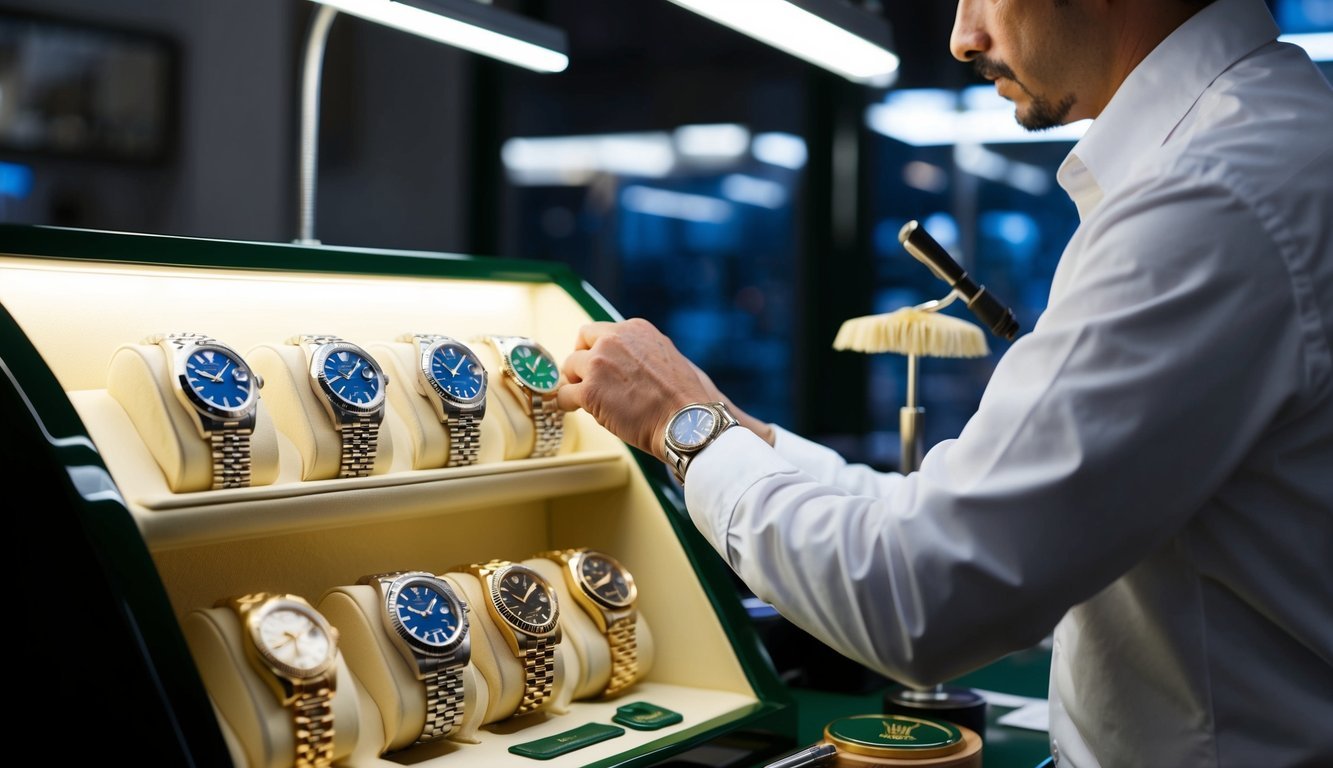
[217,359,232,380]
[448,356,467,376]
[425,598,437,617]
[347,359,364,380]
[404,604,427,616]
[592,572,614,589]
[520,581,538,604]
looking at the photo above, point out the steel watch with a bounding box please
[360,570,471,743]
[479,335,563,458]
[663,401,739,485]
[143,331,263,489]
[398,333,487,467]
[287,334,389,477]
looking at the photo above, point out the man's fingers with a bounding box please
[561,348,590,384]
[574,321,620,351]
[556,380,587,412]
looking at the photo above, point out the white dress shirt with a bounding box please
[683,0,1333,765]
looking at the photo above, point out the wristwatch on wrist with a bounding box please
[459,559,562,716]
[287,334,389,478]
[479,335,563,458]
[398,333,487,467]
[536,548,640,698]
[218,592,339,768]
[143,332,263,489]
[663,401,739,485]
[360,571,471,743]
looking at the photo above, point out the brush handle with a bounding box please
[899,220,1020,341]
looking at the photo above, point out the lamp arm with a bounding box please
[299,4,339,245]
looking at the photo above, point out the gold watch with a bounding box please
[458,559,562,716]
[218,592,339,768]
[536,548,640,698]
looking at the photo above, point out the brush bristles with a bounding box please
[833,307,990,358]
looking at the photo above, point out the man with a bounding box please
[558,0,1333,766]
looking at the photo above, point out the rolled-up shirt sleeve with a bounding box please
[682,165,1306,688]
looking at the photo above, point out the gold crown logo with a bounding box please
[880,720,922,741]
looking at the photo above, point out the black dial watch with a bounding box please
[459,559,562,716]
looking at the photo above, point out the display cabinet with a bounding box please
[0,224,796,767]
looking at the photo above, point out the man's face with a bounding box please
[951,0,1104,130]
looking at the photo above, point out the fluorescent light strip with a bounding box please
[1279,31,1333,62]
[666,0,898,84]
[313,0,568,72]
[866,88,1090,146]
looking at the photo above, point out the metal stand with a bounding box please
[885,352,989,739]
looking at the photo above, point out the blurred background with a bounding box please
[3,0,1330,690]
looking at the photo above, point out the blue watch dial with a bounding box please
[669,405,716,449]
[185,346,254,411]
[429,343,485,401]
[393,582,463,648]
[322,348,383,407]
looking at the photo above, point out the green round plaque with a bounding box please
[824,714,965,759]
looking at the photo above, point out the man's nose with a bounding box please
[950,0,990,62]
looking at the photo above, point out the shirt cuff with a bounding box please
[682,426,800,560]
[771,424,849,472]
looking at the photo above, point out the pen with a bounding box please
[761,742,838,768]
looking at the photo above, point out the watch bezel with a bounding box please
[488,563,561,637]
[309,341,388,415]
[664,403,724,453]
[419,338,488,410]
[384,572,470,656]
[172,340,260,421]
[501,340,561,395]
[243,595,339,681]
[571,550,638,611]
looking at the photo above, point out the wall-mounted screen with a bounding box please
[0,11,177,163]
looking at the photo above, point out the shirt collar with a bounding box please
[1056,0,1280,219]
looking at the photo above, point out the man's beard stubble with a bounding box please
[974,56,1076,131]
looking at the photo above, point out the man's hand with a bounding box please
[557,319,713,462]
[557,318,775,462]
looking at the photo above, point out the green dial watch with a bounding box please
[143,331,263,489]
[480,335,564,458]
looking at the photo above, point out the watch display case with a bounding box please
[0,224,795,767]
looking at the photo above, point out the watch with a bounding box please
[143,332,263,489]
[536,548,640,698]
[459,559,562,716]
[218,592,339,768]
[287,334,389,478]
[663,401,739,485]
[398,333,488,467]
[360,570,471,743]
[479,335,563,458]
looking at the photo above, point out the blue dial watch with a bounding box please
[400,333,488,467]
[288,334,389,478]
[144,332,263,489]
[361,571,471,744]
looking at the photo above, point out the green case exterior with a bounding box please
[0,223,797,767]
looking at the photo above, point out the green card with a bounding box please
[508,722,625,760]
[612,701,685,731]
